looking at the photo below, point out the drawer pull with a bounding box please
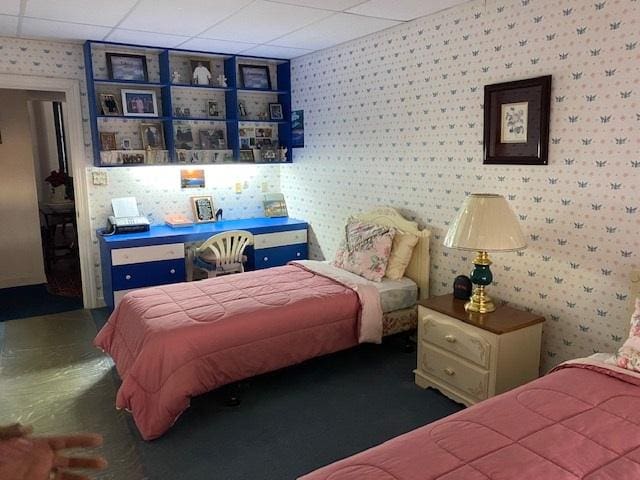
[296,252,301,257]
[444,368,455,376]
[125,274,132,280]
[445,335,456,343]
[170,268,176,274]
[263,256,269,261]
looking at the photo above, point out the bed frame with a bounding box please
[351,207,431,300]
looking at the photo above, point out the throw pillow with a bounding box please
[385,231,419,280]
[615,298,640,371]
[334,221,395,282]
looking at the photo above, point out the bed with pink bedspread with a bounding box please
[300,357,640,479]
[95,261,386,440]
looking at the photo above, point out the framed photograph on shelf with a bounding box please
[99,132,117,151]
[260,146,277,162]
[175,126,194,149]
[269,103,283,120]
[191,59,212,86]
[190,195,215,223]
[483,75,551,165]
[106,53,148,82]
[121,89,158,117]
[239,149,255,162]
[207,101,220,118]
[263,193,288,217]
[238,64,271,90]
[99,93,120,116]
[121,138,132,150]
[199,128,225,149]
[140,122,165,150]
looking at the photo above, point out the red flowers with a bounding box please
[44,170,68,188]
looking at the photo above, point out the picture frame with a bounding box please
[140,122,165,150]
[238,64,271,90]
[260,146,277,162]
[190,195,215,223]
[291,109,304,148]
[263,193,288,217]
[190,59,212,86]
[269,103,283,121]
[181,169,205,189]
[99,93,120,116]
[199,128,225,149]
[239,149,255,162]
[99,132,117,151]
[106,53,148,82]
[207,100,220,118]
[121,89,158,117]
[121,138,131,150]
[175,126,194,150]
[483,75,551,165]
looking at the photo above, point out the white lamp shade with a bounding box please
[443,193,527,252]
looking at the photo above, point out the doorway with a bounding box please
[0,75,95,319]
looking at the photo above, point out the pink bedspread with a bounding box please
[300,361,640,479]
[95,264,360,440]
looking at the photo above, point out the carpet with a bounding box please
[92,308,463,479]
[0,284,83,322]
[0,310,145,479]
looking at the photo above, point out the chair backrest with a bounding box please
[196,230,253,270]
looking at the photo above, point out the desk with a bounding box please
[99,217,308,309]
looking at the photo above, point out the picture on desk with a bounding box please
[181,169,205,189]
[191,195,215,223]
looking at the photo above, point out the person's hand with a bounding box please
[0,433,107,480]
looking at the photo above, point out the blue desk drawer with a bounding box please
[254,244,308,269]
[112,259,185,290]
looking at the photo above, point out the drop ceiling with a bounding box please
[0,0,468,59]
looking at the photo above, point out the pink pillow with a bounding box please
[615,298,640,371]
[334,221,395,282]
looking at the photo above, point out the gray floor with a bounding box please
[0,310,145,479]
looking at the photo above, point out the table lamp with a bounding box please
[443,193,526,313]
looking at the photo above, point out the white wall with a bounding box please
[285,0,640,370]
[0,89,46,288]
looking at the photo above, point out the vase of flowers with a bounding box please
[45,170,74,202]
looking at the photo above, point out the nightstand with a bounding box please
[414,294,544,406]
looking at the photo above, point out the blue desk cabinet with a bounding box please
[99,217,308,309]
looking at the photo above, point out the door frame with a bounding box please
[0,74,96,308]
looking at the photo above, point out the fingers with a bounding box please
[0,423,33,440]
[53,455,108,470]
[45,433,104,450]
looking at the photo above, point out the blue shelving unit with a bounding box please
[84,40,292,166]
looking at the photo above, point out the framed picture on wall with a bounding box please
[190,195,215,223]
[106,53,148,82]
[99,93,120,116]
[483,75,551,165]
[140,122,165,150]
[121,89,158,117]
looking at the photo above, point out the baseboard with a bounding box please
[0,276,46,290]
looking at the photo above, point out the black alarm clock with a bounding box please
[453,275,472,300]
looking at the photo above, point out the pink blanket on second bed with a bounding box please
[95,263,364,440]
[300,360,640,479]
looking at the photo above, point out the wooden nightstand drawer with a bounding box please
[422,312,491,369]
[421,344,489,401]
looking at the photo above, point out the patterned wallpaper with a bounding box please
[284,0,640,370]
[0,36,280,302]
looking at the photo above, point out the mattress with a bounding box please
[300,358,640,479]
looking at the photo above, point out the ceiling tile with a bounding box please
[106,29,190,48]
[25,0,138,27]
[347,0,465,21]
[0,1,20,15]
[0,15,19,35]
[200,1,332,44]
[20,18,111,41]
[262,0,365,11]
[272,12,400,50]
[178,37,258,55]
[240,44,313,59]
[119,0,253,36]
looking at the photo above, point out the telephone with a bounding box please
[104,197,150,234]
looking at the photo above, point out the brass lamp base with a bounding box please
[465,285,496,313]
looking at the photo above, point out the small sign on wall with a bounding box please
[291,110,304,148]
[181,169,205,189]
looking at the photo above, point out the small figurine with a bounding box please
[279,147,288,160]
[217,74,228,88]
[192,62,211,85]
[238,101,247,118]
[171,71,181,83]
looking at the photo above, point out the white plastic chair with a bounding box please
[187,230,253,280]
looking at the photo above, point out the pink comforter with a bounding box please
[301,361,640,479]
[95,264,360,440]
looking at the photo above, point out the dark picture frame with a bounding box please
[239,149,255,162]
[106,53,148,82]
[291,109,304,148]
[140,122,165,150]
[238,64,271,90]
[483,75,551,165]
[268,103,283,120]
